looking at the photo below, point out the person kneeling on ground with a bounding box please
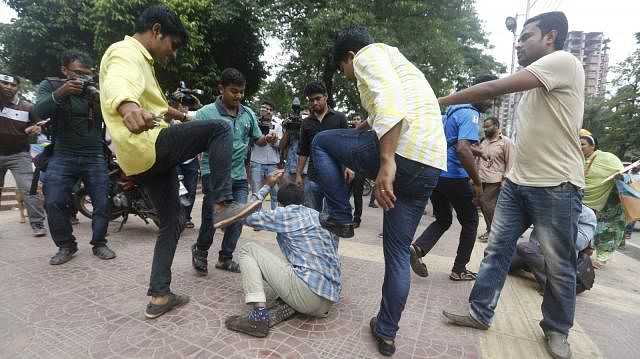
[225,169,342,337]
[509,204,597,294]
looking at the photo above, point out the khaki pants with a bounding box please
[479,182,502,232]
[238,242,333,317]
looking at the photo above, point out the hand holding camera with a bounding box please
[54,79,85,98]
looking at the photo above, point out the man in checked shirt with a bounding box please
[225,169,342,338]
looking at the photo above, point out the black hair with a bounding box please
[219,68,246,87]
[473,74,498,86]
[61,50,93,68]
[332,26,374,69]
[278,183,305,206]
[261,101,275,110]
[524,11,568,50]
[580,134,598,150]
[135,5,189,46]
[484,117,500,126]
[304,80,327,97]
[351,112,362,119]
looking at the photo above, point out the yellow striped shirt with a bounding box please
[99,36,169,176]
[354,43,446,171]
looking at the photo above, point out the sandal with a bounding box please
[478,232,489,243]
[215,260,241,273]
[449,269,477,281]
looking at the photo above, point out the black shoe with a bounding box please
[320,216,355,238]
[353,218,361,228]
[213,200,262,229]
[268,298,297,327]
[32,222,47,237]
[369,203,379,208]
[409,244,429,277]
[370,317,395,356]
[50,247,78,265]
[225,315,269,338]
[145,292,190,319]
[92,245,116,260]
[191,244,208,276]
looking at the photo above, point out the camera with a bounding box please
[74,74,100,100]
[283,97,303,133]
[173,81,204,107]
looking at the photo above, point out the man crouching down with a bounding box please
[226,169,341,337]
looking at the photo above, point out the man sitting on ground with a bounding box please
[225,169,341,338]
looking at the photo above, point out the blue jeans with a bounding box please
[469,179,582,335]
[250,162,278,210]
[312,129,440,339]
[197,175,248,262]
[176,159,199,221]
[44,153,109,249]
[304,178,325,212]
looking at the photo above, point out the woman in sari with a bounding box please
[580,131,625,268]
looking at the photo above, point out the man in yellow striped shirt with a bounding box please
[99,5,260,319]
[312,26,446,356]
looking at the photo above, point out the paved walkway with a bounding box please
[1,195,640,358]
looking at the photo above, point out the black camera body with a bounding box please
[283,97,304,133]
[174,81,204,107]
[47,75,99,101]
[258,119,275,136]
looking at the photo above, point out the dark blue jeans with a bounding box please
[132,119,233,297]
[312,129,440,340]
[44,153,109,249]
[177,158,199,221]
[197,175,248,262]
[469,179,582,335]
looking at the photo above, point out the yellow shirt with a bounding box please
[353,43,446,171]
[99,36,169,175]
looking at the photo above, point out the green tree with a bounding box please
[261,0,504,113]
[0,0,268,103]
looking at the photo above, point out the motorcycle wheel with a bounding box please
[74,188,122,221]
[362,179,373,197]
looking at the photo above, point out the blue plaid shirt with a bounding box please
[245,185,342,302]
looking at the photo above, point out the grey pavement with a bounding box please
[1,193,640,358]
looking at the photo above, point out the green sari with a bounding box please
[583,150,625,262]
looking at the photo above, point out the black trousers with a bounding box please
[350,173,364,221]
[414,177,479,273]
[133,120,233,296]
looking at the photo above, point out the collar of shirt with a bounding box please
[214,96,245,117]
[307,108,336,122]
[124,35,154,65]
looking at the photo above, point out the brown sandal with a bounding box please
[215,260,241,273]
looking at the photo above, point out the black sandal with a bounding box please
[449,269,477,281]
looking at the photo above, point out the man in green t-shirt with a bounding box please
[35,50,113,265]
[191,68,267,276]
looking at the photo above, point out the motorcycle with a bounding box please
[74,151,160,230]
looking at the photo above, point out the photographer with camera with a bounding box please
[296,81,348,212]
[35,50,113,265]
[279,98,308,183]
[250,101,282,210]
[169,84,203,228]
[0,72,47,237]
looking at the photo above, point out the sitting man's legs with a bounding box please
[226,242,333,337]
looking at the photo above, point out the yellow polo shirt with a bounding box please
[99,36,169,175]
[354,43,447,171]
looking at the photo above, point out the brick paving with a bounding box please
[1,195,640,358]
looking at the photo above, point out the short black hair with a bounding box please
[332,26,374,69]
[61,50,93,68]
[278,183,305,206]
[304,80,327,97]
[261,101,275,110]
[524,11,568,50]
[220,68,246,87]
[484,117,500,126]
[473,74,498,86]
[135,5,189,46]
[351,112,362,119]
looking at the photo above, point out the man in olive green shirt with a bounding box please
[99,5,260,319]
[35,50,113,266]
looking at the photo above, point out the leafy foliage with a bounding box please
[0,0,268,103]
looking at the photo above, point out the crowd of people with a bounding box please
[1,5,635,359]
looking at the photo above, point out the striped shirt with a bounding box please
[245,185,342,302]
[354,43,447,170]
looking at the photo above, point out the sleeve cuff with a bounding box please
[106,95,141,115]
[370,113,404,139]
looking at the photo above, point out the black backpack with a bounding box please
[576,250,595,294]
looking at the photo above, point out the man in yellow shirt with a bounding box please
[319,26,446,356]
[99,5,260,319]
